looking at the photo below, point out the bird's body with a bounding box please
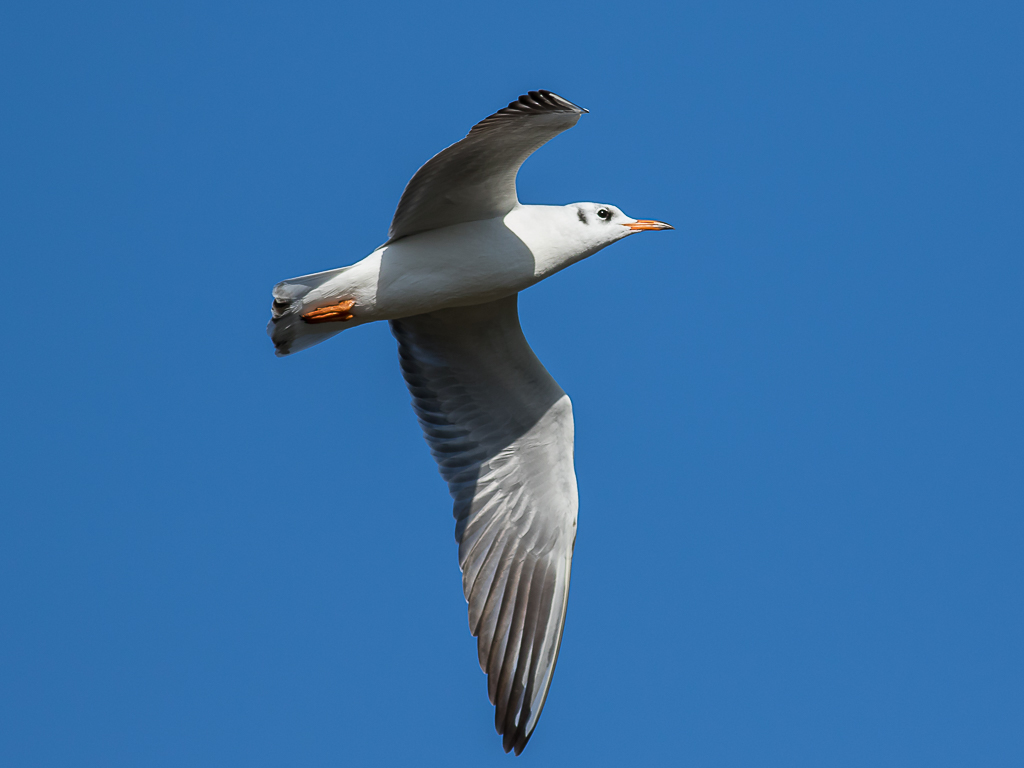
[267,90,670,753]
[270,204,637,355]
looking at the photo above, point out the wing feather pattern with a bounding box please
[390,294,577,754]
[388,90,587,241]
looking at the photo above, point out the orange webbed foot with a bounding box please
[301,299,356,324]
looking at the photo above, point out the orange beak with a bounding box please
[626,219,674,232]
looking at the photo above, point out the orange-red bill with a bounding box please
[626,219,674,232]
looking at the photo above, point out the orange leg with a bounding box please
[301,299,356,324]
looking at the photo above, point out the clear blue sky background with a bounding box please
[2,1,1022,765]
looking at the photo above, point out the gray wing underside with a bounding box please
[390,295,578,755]
[387,90,587,242]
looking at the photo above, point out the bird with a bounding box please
[267,90,671,754]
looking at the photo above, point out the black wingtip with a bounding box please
[512,731,531,755]
[536,89,588,114]
[485,90,588,124]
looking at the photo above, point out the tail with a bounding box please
[267,266,353,357]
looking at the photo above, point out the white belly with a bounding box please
[324,214,561,322]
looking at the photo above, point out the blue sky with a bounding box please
[2,1,1022,765]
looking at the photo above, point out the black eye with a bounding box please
[596,208,611,220]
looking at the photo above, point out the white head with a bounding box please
[504,203,672,275]
[566,202,673,253]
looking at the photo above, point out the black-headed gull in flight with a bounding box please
[268,90,671,754]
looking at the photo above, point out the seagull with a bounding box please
[267,90,671,754]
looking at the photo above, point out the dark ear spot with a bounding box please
[577,208,588,225]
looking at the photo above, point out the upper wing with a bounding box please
[387,90,587,241]
[390,295,578,755]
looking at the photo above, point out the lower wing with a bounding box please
[391,294,578,754]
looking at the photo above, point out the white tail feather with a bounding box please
[267,266,354,356]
